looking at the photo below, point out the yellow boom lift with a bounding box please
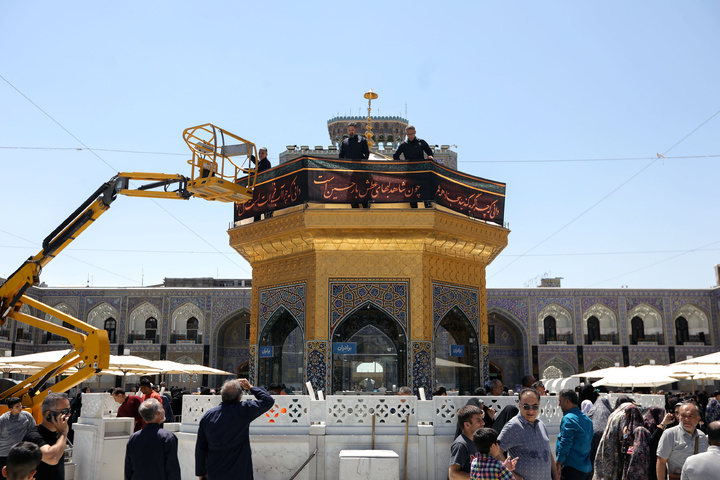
[0,124,257,414]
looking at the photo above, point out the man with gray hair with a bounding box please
[22,393,70,480]
[657,402,708,479]
[195,378,273,480]
[124,398,180,480]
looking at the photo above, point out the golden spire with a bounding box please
[364,89,378,149]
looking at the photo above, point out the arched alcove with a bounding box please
[171,302,204,344]
[673,305,711,345]
[87,302,120,344]
[627,304,664,345]
[537,304,573,344]
[128,302,162,344]
[331,303,406,394]
[582,305,618,344]
[486,310,527,388]
[214,308,251,382]
[434,306,479,395]
[258,307,304,390]
[43,302,75,344]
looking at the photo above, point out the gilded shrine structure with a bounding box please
[229,157,508,395]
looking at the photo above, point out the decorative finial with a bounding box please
[363,89,378,149]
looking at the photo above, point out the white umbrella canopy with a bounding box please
[4,349,73,366]
[673,351,720,366]
[435,358,476,369]
[570,366,626,378]
[108,355,162,374]
[592,365,677,388]
[173,363,232,375]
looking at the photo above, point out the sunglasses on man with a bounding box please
[521,404,540,411]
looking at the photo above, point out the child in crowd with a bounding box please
[471,428,518,480]
[2,442,42,480]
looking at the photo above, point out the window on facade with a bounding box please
[104,318,117,343]
[675,317,689,345]
[587,316,601,344]
[187,317,199,342]
[145,317,157,341]
[245,323,251,341]
[487,325,495,344]
[630,316,645,345]
[543,316,557,342]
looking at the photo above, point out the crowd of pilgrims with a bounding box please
[448,380,720,480]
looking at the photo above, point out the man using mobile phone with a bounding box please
[22,393,70,480]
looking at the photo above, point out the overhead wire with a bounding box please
[488,108,720,280]
[587,238,720,287]
[3,146,720,164]
[0,73,252,279]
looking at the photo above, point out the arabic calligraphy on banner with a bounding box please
[234,157,505,223]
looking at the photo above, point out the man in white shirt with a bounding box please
[681,421,720,479]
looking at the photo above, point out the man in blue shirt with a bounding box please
[195,378,274,480]
[556,389,593,480]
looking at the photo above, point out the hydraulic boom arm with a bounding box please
[0,123,258,409]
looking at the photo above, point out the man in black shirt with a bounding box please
[393,125,434,162]
[339,124,371,208]
[23,393,70,480]
[338,124,370,161]
[256,147,271,172]
[252,147,273,221]
[393,125,435,208]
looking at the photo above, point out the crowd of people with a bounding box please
[0,377,275,480]
[447,379,720,480]
[5,377,720,479]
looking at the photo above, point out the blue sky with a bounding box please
[1,1,719,289]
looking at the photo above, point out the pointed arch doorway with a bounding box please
[331,304,407,394]
[434,307,480,394]
[257,308,304,390]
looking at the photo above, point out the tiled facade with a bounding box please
[2,283,718,390]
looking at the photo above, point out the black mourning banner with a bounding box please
[234,157,505,224]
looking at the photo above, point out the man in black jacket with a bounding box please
[393,125,434,162]
[338,124,369,161]
[124,398,181,480]
[195,379,274,480]
[393,125,435,207]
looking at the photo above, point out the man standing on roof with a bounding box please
[393,125,434,162]
[393,125,435,208]
[339,124,369,161]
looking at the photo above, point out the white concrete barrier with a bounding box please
[73,392,664,480]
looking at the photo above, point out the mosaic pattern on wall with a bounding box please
[580,296,618,314]
[487,297,529,328]
[212,293,251,325]
[432,282,479,333]
[411,341,432,396]
[626,297,664,312]
[488,320,520,347]
[538,346,579,374]
[628,347,669,366]
[536,297,575,315]
[248,345,257,384]
[259,283,306,333]
[482,345,490,385]
[329,281,408,332]
[306,341,330,395]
